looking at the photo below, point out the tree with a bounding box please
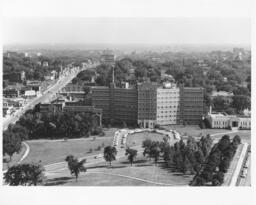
[212,96,229,111]
[204,149,222,173]
[218,135,231,152]
[190,176,206,186]
[17,109,95,140]
[142,140,162,164]
[142,139,152,160]
[200,170,213,182]
[232,95,250,111]
[233,86,250,96]
[150,143,161,165]
[191,134,239,186]
[198,135,213,157]
[8,124,28,140]
[83,86,90,97]
[219,157,230,173]
[194,149,205,173]
[4,163,45,186]
[225,107,236,115]
[212,171,224,186]
[142,139,152,149]
[163,145,174,165]
[103,146,117,166]
[65,155,87,181]
[3,131,22,161]
[125,148,138,166]
[232,135,241,146]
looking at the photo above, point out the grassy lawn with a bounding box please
[126,132,166,147]
[162,125,230,137]
[46,153,193,186]
[23,129,117,165]
[163,125,251,142]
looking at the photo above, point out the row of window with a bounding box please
[214,121,227,126]
[214,121,251,126]
[157,101,179,104]
[157,106,180,109]
[157,110,179,113]
[157,115,178,118]
[240,121,250,126]
[157,96,179,99]
[157,119,177,122]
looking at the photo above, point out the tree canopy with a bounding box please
[103,146,117,166]
[125,148,138,166]
[65,155,87,181]
[4,163,45,186]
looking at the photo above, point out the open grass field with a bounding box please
[46,153,193,186]
[24,137,113,165]
[23,128,117,165]
[126,131,166,147]
[163,125,230,137]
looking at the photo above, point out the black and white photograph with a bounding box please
[1,0,255,204]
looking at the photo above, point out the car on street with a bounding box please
[240,169,248,178]
[244,160,249,168]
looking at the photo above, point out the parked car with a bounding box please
[244,160,249,168]
[240,169,248,178]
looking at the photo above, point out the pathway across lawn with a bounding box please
[46,154,193,186]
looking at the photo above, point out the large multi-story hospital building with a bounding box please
[91,81,205,128]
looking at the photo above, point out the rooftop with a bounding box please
[211,91,234,97]
[208,112,250,119]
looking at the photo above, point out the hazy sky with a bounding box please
[3,18,251,45]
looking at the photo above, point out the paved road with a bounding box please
[238,153,251,186]
[3,63,98,131]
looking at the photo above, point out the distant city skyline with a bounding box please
[3,18,251,47]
